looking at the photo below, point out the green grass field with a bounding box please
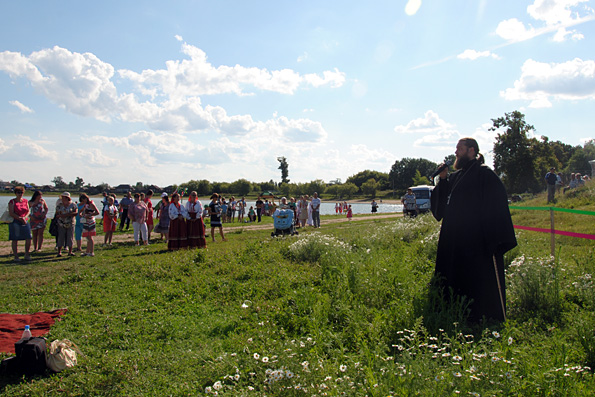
[0,186,594,395]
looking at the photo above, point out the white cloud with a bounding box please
[405,0,422,16]
[501,58,595,108]
[496,0,594,43]
[0,136,58,161]
[174,35,183,42]
[70,148,120,166]
[0,44,338,142]
[119,42,345,98]
[457,49,500,60]
[0,46,119,122]
[394,111,461,150]
[9,100,34,113]
[394,110,455,134]
[527,0,591,25]
[297,52,309,62]
[495,18,538,42]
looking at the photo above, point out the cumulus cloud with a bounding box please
[457,49,500,60]
[394,111,461,150]
[394,110,456,134]
[0,43,338,142]
[496,0,594,43]
[9,100,34,113]
[0,135,58,161]
[119,42,345,98]
[0,46,119,122]
[501,58,595,108]
[70,148,120,166]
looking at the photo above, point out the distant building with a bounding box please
[113,184,133,194]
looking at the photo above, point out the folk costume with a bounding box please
[185,199,206,249]
[431,159,517,322]
[168,201,189,250]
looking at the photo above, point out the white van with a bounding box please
[409,185,434,213]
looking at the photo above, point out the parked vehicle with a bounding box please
[409,185,434,214]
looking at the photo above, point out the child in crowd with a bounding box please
[346,205,353,220]
[103,196,118,246]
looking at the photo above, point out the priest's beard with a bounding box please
[454,155,472,170]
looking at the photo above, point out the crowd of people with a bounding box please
[545,167,591,203]
[6,188,345,262]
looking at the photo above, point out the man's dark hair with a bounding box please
[459,137,485,165]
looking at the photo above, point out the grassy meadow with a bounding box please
[1,186,594,396]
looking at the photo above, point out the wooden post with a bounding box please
[550,208,555,257]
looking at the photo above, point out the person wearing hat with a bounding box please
[545,167,558,203]
[55,192,78,257]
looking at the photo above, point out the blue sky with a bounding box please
[1,0,594,187]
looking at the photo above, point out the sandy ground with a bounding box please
[0,212,403,258]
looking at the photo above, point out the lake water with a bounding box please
[0,195,403,219]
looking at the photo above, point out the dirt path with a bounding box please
[0,213,403,257]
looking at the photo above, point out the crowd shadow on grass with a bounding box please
[0,367,53,392]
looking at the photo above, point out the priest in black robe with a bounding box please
[430,138,517,322]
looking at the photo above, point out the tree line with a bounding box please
[41,111,594,198]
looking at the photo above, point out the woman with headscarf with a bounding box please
[185,191,207,249]
[29,190,48,253]
[8,186,32,261]
[168,192,189,250]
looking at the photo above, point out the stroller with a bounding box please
[271,209,298,237]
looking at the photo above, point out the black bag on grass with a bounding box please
[14,337,47,375]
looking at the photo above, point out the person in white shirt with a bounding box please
[185,191,206,248]
[310,192,321,228]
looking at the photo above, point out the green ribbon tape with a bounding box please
[509,205,595,216]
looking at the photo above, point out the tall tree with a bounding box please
[346,170,390,190]
[52,176,66,189]
[411,170,430,186]
[361,178,380,198]
[338,182,358,199]
[491,111,538,193]
[75,177,84,189]
[277,157,290,184]
[389,158,437,193]
[230,179,252,196]
[566,140,595,176]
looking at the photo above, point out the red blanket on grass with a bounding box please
[0,309,67,353]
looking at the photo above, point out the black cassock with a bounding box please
[430,159,517,322]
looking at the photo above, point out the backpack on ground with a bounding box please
[14,337,48,375]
